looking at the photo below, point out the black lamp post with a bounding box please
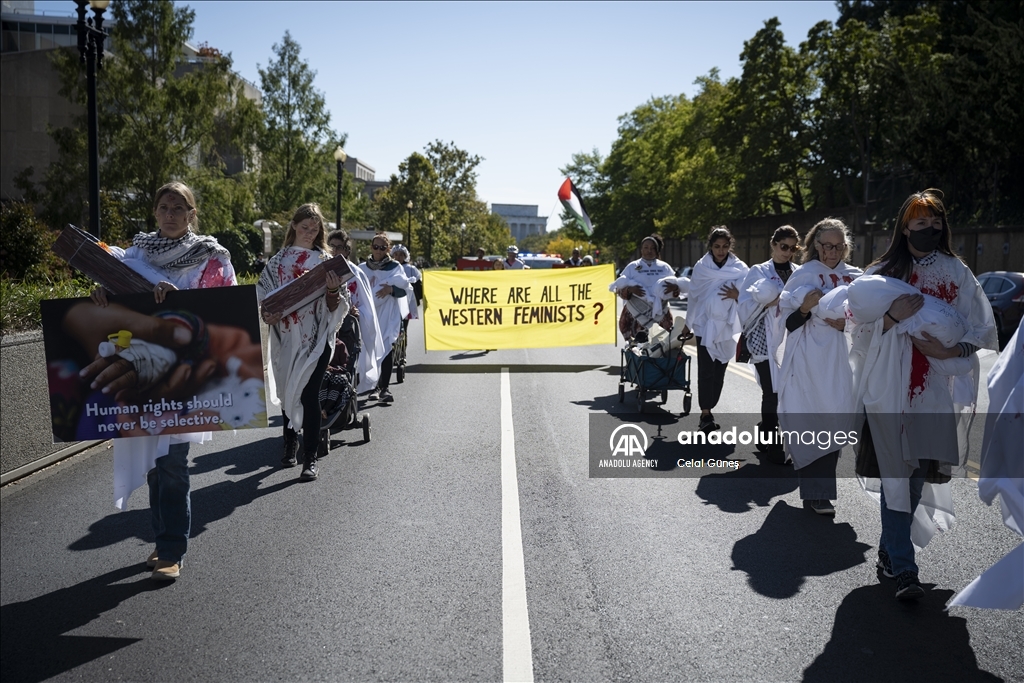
[427,212,434,265]
[333,145,346,231]
[75,0,110,240]
[406,200,414,254]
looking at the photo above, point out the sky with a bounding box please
[33,1,840,231]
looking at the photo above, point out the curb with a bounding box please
[0,439,108,486]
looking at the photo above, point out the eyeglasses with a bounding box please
[776,243,797,252]
[817,242,846,252]
[329,242,349,251]
[372,244,388,251]
[156,206,190,217]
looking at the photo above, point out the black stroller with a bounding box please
[317,313,371,455]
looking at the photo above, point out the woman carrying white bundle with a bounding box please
[736,225,801,463]
[357,233,412,405]
[687,226,749,433]
[609,234,677,341]
[849,189,996,602]
[777,218,862,517]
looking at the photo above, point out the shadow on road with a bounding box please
[803,583,1003,682]
[731,500,870,599]
[67,439,296,552]
[694,453,799,513]
[0,564,160,683]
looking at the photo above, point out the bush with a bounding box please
[208,223,265,275]
[0,276,93,333]
[0,201,52,280]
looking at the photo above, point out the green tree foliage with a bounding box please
[724,18,814,215]
[567,1,1023,236]
[373,153,448,262]
[257,31,342,222]
[19,0,260,239]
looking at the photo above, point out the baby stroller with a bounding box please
[318,315,371,455]
[393,320,408,383]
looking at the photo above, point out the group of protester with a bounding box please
[611,190,1001,602]
[78,181,1014,606]
[87,185,419,581]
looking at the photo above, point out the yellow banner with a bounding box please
[423,265,617,350]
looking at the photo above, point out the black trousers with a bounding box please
[378,350,394,390]
[283,342,332,455]
[695,336,728,411]
[754,359,779,432]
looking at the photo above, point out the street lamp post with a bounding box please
[460,223,466,260]
[406,200,414,255]
[75,0,110,239]
[427,212,434,266]
[333,146,346,231]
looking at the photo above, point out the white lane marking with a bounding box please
[501,368,534,682]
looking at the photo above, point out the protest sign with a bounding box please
[41,286,267,442]
[423,264,616,350]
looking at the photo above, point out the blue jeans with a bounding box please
[148,441,191,563]
[879,466,927,576]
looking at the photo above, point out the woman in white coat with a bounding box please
[850,190,996,601]
[357,233,411,405]
[777,218,862,516]
[687,226,749,433]
[609,234,677,341]
[258,204,347,481]
[736,225,800,463]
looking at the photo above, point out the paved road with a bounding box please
[2,309,1021,682]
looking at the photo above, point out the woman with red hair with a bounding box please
[851,189,996,601]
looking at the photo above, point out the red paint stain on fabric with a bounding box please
[910,273,959,304]
[909,346,930,402]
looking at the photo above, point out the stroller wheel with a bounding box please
[618,383,624,403]
[682,392,692,417]
[318,429,329,457]
[362,414,371,443]
[661,390,669,404]
[396,365,405,384]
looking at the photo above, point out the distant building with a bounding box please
[491,204,547,243]
[344,156,389,200]
[1,1,261,198]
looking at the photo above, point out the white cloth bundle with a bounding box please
[736,260,797,375]
[848,274,970,377]
[815,285,849,321]
[687,252,749,363]
[776,259,862,467]
[609,258,676,321]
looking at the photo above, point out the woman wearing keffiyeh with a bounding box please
[87,181,236,582]
[257,204,347,481]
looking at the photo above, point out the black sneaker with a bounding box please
[877,549,895,579]
[804,499,836,516]
[699,414,719,433]
[378,388,394,404]
[895,570,925,601]
[300,458,319,482]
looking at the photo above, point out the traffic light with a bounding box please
[594,249,600,263]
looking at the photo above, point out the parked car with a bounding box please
[977,271,1024,349]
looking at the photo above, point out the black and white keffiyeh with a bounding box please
[133,230,230,270]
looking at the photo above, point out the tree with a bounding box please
[373,153,448,262]
[23,0,260,238]
[257,31,342,221]
[723,18,814,215]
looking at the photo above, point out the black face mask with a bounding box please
[907,227,942,253]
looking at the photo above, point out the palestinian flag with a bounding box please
[558,177,593,236]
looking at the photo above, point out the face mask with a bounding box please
[907,227,942,253]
